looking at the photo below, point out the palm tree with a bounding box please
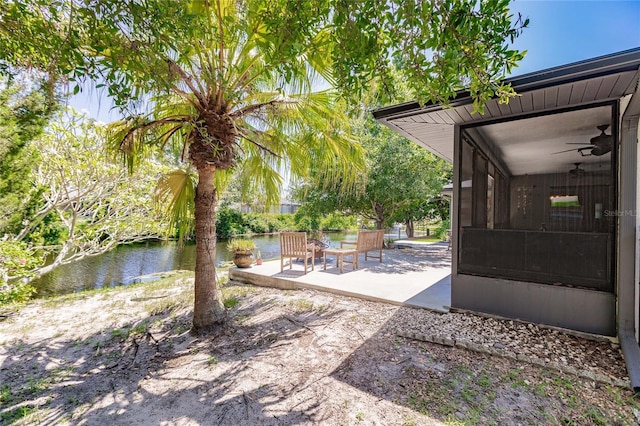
[108,1,363,331]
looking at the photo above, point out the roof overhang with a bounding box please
[373,48,640,163]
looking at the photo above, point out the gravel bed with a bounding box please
[388,306,628,386]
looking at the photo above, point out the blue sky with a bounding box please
[70,0,640,121]
[509,0,640,76]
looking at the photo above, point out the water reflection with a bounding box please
[32,232,352,297]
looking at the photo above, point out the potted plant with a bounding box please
[307,231,329,259]
[227,239,257,268]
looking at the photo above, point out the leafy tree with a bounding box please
[0,0,527,331]
[16,110,167,277]
[0,79,54,236]
[295,117,452,233]
[376,134,452,235]
[0,240,42,305]
[217,170,270,214]
[0,0,527,111]
[389,157,453,237]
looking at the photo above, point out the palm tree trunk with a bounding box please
[192,165,225,331]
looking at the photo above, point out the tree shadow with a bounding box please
[4,277,631,425]
[0,294,342,425]
[328,306,634,425]
[358,244,452,273]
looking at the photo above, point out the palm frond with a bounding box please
[154,169,196,243]
[106,107,195,170]
[235,154,284,209]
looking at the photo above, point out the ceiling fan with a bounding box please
[569,162,586,176]
[552,124,612,156]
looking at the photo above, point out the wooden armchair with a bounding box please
[340,229,384,265]
[280,232,315,274]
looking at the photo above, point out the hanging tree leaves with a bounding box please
[0,0,527,111]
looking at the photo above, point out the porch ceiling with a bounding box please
[473,105,613,175]
[373,48,640,173]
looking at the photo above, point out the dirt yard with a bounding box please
[1,271,639,425]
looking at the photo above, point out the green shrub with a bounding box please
[216,208,248,238]
[0,280,36,305]
[294,215,320,231]
[293,208,322,231]
[320,213,357,231]
[245,213,269,234]
[0,241,41,305]
[435,219,451,241]
[217,207,349,236]
[265,214,295,232]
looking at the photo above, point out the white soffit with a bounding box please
[381,69,639,164]
[476,105,613,175]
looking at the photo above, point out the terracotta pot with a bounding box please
[233,250,254,268]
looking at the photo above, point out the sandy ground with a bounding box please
[1,272,639,425]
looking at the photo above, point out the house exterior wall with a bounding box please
[452,273,616,335]
[618,114,638,334]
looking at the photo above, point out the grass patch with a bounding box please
[407,380,456,418]
[220,284,258,310]
[409,237,442,243]
[0,385,12,404]
[223,297,239,308]
[584,408,607,425]
[287,298,321,313]
[40,271,195,310]
[110,320,150,341]
[24,375,50,395]
[1,405,40,424]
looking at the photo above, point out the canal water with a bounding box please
[32,232,354,297]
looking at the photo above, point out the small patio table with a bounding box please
[323,248,357,273]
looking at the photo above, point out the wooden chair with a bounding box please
[280,232,315,274]
[340,229,384,266]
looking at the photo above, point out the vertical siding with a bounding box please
[452,126,461,276]
[618,111,637,333]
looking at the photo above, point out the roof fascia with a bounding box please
[372,48,640,121]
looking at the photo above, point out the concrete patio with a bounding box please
[229,242,452,313]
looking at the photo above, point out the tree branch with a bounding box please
[238,129,281,158]
[230,97,297,119]
[214,0,226,109]
[120,116,190,149]
[166,59,208,107]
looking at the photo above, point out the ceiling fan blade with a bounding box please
[551,148,586,154]
[566,143,595,146]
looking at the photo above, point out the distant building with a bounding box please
[275,199,299,214]
[238,199,300,214]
